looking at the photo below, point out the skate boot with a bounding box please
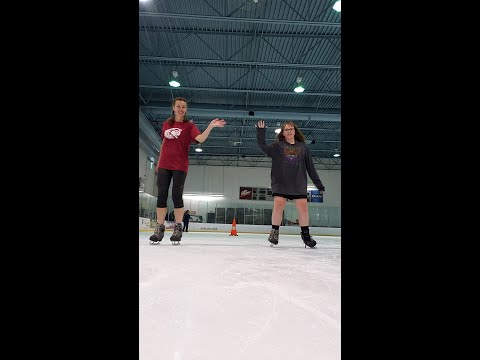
[149,223,165,244]
[170,223,183,245]
[268,229,279,246]
[301,233,317,248]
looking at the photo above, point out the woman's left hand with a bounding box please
[210,118,227,127]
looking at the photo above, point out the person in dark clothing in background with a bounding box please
[256,120,325,248]
[182,210,192,232]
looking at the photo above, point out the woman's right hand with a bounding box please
[256,120,265,128]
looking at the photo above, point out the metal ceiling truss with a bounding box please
[188,154,340,170]
[140,84,339,97]
[141,105,340,122]
[313,157,341,170]
[206,136,340,143]
[139,12,341,28]
[139,13,340,98]
[139,56,340,71]
[139,8,341,170]
[191,145,337,154]
[139,26,341,39]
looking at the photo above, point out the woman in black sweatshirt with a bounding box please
[256,120,325,248]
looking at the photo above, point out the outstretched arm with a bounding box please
[256,120,273,156]
[195,118,227,143]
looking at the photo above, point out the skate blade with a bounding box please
[171,241,181,245]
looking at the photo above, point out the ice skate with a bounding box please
[268,228,279,246]
[170,223,183,245]
[301,233,317,248]
[149,223,165,244]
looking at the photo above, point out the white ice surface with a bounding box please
[139,231,341,360]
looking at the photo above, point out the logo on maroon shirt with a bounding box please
[164,128,182,139]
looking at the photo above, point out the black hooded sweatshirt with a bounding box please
[256,127,325,195]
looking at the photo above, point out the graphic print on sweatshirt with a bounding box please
[283,146,301,167]
[164,128,182,139]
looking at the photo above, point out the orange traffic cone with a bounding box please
[229,218,238,236]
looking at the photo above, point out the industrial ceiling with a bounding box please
[139,0,341,169]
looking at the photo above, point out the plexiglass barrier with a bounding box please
[140,192,340,228]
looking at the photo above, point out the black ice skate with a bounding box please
[170,223,183,245]
[268,229,279,246]
[301,233,317,248]
[149,223,165,244]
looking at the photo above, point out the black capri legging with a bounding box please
[156,168,187,208]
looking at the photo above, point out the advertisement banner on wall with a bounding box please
[239,187,253,200]
[310,189,323,203]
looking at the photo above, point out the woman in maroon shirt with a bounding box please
[150,97,226,244]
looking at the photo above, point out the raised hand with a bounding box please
[256,120,266,128]
[210,118,226,127]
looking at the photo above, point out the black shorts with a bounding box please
[272,193,308,200]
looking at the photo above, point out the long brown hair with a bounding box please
[167,97,190,125]
[275,121,305,142]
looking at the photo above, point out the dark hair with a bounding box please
[168,97,190,125]
[276,121,305,142]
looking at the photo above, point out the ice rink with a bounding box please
[139,230,341,360]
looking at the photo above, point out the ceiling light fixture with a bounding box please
[195,147,203,152]
[274,122,281,134]
[183,194,225,201]
[333,0,341,12]
[184,193,223,197]
[169,70,180,87]
[294,76,305,93]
